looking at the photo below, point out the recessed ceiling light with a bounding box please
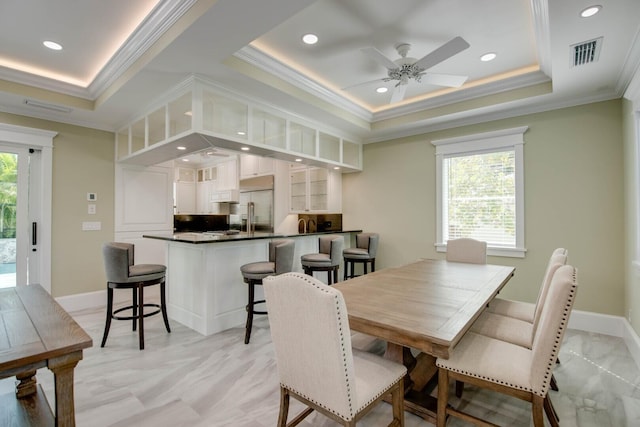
[333,166,340,170]
[181,158,189,162]
[480,52,497,62]
[184,111,193,116]
[43,40,63,51]
[295,158,302,162]
[241,146,250,151]
[580,5,601,17]
[237,131,246,136]
[177,146,187,150]
[376,87,388,93]
[302,34,318,45]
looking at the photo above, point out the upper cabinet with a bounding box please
[290,165,341,213]
[240,154,274,178]
[114,76,362,172]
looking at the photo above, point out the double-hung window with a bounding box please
[433,127,527,258]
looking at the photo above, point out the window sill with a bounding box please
[435,243,526,259]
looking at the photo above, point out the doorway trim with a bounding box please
[0,123,55,293]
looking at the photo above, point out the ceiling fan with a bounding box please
[347,36,471,103]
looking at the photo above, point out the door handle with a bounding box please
[32,222,37,245]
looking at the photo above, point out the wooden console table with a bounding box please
[0,284,92,426]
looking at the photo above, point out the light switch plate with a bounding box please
[82,221,101,231]
[88,204,96,214]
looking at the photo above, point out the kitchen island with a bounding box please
[144,230,361,336]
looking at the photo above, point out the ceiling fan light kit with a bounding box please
[353,36,471,103]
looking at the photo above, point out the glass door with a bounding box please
[0,145,37,288]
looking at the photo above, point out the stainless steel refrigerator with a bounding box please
[230,175,274,232]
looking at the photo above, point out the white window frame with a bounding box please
[433,126,527,258]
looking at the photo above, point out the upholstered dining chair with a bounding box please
[445,238,487,264]
[263,272,406,427]
[101,242,171,350]
[437,264,578,427]
[301,234,344,285]
[343,232,379,280]
[240,239,295,344]
[457,249,567,400]
[471,249,568,347]
[487,248,568,321]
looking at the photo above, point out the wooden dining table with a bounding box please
[333,258,515,424]
[0,284,93,426]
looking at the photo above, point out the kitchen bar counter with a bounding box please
[144,230,361,336]
[143,229,362,244]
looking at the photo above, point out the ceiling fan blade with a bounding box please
[421,73,468,87]
[413,36,470,71]
[361,47,398,70]
[390,84,407,103]
[341,77,385,91]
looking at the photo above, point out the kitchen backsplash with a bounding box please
[297,214,342,233]
[174,214,229,232]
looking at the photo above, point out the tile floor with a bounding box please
[2,308,639,426]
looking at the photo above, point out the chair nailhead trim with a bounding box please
[438,270,577,398]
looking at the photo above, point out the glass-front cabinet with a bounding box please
[290,166,330,212]
[115,76,362,173]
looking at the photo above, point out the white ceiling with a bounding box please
[0,0,639,144]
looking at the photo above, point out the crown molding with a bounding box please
[87,0,198,99]
[234,45,373,122]
[364,90,620,143]
[531,0,552,77]
[371,70,551,122]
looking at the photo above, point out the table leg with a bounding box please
[384,342,439,424]
[48,351,83,427]
[15,370,38,398]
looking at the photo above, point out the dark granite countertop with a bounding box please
[143,230,362,244]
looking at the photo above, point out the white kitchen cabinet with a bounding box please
[216,158,238,191]
[174,166,196,214]
[289,166,341,213]
[240,154,274,178]
[174,181,196,213]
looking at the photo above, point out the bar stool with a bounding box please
[240,239,295,344]
[101,242,171,350]
[343,232,379,280]
[301,234,343,285]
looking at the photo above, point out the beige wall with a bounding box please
[0,112,115,298]
[343,100,625,316]
[623,98,640,331]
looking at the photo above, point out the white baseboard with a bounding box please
[56,290,640,370]
[568,309,640,370]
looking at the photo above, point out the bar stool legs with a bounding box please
[245,279,268,344]
[344,258,376,280]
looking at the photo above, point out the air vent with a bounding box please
[571,37,602,67]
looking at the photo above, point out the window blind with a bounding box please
[443,149,516,246]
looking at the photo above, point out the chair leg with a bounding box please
[343,259,348,281]
[532,395,545,427]
[550,374,558,391]
[245,281,255,344]
[391,378,405,426]
[544,395,560,427]
[138,284,145,350]
[277,386,290,427]
[100,287,114,348]
[371,258,375,272]
[363,261,368,275]
[160,281,171,333]
[132,287,138,332]
[455,380,464,398]
[327,269,333,285]
[437,369,449,427]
